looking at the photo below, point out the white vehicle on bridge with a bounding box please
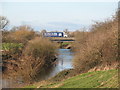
[63,32,68,38]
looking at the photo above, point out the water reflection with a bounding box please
[37,49,73,81]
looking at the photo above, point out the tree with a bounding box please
[0,16,9,30]
[64,29,70,37]
[3,25,36,44]
[40,29,46,37]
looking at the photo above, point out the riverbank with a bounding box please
[2,48,74,88]
[24,69,118,88]
[2,37,58,88]
[59,42,72,49]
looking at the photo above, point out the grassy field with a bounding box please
[24,69,118,88]
[61,42,71,46]
[2,43,24,50]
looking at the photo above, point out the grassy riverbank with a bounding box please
[24,69,118,88]
[59,42,72,49]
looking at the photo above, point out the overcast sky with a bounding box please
[0,1,118,31]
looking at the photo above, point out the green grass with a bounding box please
[2,43,24,50]
[61,42,71,46]
[37,69,118,88]
[24,85,36,88]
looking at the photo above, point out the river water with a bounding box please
[1,49,74,88]
[36,49,74,81]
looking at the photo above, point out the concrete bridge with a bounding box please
[50,37,75,43]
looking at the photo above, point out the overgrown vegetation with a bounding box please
[2,25,35,44]
[2,25,36,61]
[16,37,57,83]
[2,25,58,84]
[73,12,118,73]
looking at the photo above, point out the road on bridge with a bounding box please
[50,37,75,42]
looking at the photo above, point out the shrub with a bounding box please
[73,13,118,73]
[3,25,35,44]
[18,37,57,83]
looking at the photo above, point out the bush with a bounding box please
[73,13,118,73]
[3,25,35,44]
[18,37,57,83]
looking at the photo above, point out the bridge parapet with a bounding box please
[50,37,75,42]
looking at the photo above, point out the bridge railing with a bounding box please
[49,37,75,42]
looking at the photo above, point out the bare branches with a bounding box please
[0,16,9,30]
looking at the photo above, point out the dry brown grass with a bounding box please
[73,13,118,73]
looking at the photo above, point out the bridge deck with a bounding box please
[48,37,75,42]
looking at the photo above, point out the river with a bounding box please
[1,49,74,88]
[36,49,74,81]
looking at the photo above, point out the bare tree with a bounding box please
[0,16,9,30]
[64,29,70,37]
[40,29,46,37]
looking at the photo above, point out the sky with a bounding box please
[0,1,118,31]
